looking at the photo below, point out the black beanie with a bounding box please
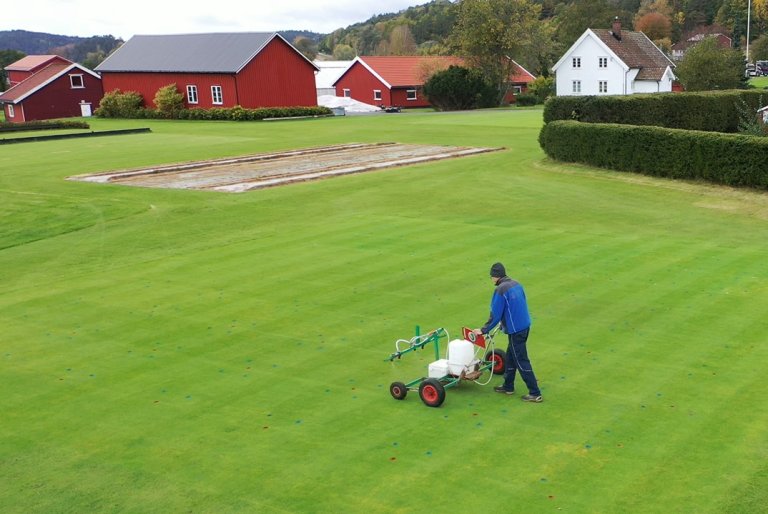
[490,262,506,278]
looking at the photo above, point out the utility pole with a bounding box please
[747,0,752,63]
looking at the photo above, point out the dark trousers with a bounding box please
[503,328,541,396]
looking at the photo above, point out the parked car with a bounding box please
[756,60,768,77]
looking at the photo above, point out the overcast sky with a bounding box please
[3,0,425,39]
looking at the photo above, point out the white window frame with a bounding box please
[343,88,351,98]
[8,105,15,118]
[599,81,608,93]
[186,85,198,104]
[598,57,608,68]
[572,57,581,68]
[211,85,223,105]
[373,89,382,101]
[572,80,581,94]
[406,89,417,101]
[513,85,522,95]
[69,74,84,88]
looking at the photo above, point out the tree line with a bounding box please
[306,0,768,76]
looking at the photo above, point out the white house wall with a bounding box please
[634,80,661,93]
[555,36,628,96]
[631,72,673,93]
[626,69,639,93]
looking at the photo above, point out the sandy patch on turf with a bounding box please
[68,143,502,193]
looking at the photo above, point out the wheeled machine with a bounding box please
[385,326,506,407]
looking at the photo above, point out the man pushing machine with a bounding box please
[474,262,543,403]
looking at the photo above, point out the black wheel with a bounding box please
[390,381,408,400]
[485,349,506,375]
[418,378,446,407]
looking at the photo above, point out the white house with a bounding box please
[552,18,675,96]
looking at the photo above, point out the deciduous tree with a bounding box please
[293,37,318,61]
[332,44,356,60]
[554,0,615,48]
[635,11,673,40]
[388,25,418,55]
[675,37,746,91]
[452,0,542,105]
[422,65,497,110]
[749,34,768,60]
[0,49,25,91]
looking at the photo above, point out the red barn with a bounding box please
[333,56,536,108]
[95,32,319,109]
[5,55,73,87]
[0,56,103,123]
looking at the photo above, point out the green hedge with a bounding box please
[543,90,765,132]
[538,120,768,189]
[172,105,332,120]
[97,103,332,120]
[0,120,90,132]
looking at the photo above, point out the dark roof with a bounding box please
[95,32,316,73]
[592,29,674,80]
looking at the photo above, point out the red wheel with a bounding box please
[390,381,408,400]
[485,349,506,375]
[419,378,446,407]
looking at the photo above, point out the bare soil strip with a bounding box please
[68,143,503,193]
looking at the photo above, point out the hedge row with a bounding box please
[538,120,768,189]
[543,90,766,133]
[0,120,90,133]
[97,105,332,121]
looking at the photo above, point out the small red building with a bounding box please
[95,32,319,109]
[671,26,732,61]
[5,55,73,87]
[0,56,103,123]
[333,56,536,108]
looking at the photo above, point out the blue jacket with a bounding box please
[481,277,531,335]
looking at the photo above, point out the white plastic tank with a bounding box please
[447,339,475,375]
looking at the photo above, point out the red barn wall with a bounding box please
[3,104,23,121]
[334,63,392,106]
[8,70,31,87]
[236,38,317,107]
[19,72,103,121]
[100,38,317,110]
[391,87,430,108]
[101,72,238,109]
[502,83,530,104]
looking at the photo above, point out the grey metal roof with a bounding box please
[95,32,283,73]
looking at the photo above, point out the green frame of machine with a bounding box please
[386,326,505,407]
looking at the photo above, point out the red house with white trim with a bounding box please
[333,56,536,108]
[95,32,319,109]
[0,55,103,123]
[5,55,72,87]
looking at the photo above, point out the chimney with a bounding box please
[612,17,622,40]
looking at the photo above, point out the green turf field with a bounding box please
[1,110,767,513]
